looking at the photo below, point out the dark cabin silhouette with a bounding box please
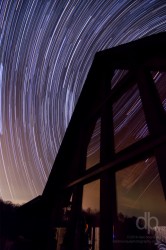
[1,32,166,250]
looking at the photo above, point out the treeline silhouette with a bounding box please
[0,194,55,250]
[114,212,157,250]
[0,199,159,250]
[59,208,100,250]
[53,209,159,250]
[0,197,45,250]
[0,198,20,249]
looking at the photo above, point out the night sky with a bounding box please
[1,0,166,209]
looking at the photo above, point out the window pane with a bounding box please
[111,69,129,89]
[114,157,166,249]
[113,84,149,153]
[82,180,100,250]
[53,194,72,250]
[86,119,100,169]
[151,71,166,112]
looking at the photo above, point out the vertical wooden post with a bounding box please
[65,185,83,250]
[137,68,166,197]
[100,68,117,250]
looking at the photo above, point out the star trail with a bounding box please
[0,0,166,204]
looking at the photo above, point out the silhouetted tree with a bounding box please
[0,198,20,249]
[114,213,157,250]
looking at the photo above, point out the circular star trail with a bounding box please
[0,0,166,204]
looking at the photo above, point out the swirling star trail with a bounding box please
[0,0,166,204]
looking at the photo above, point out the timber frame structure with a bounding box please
[19,32,166,250]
